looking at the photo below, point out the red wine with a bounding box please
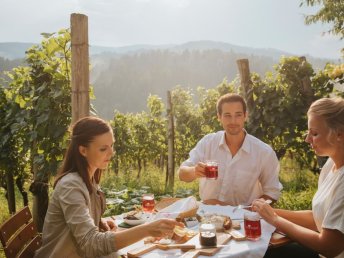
[142,196,155,212]
[244,218,261,240]
[205,165,218,179]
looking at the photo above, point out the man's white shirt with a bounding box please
[181,131,282,205]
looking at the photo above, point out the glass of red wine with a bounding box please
[142,193,155,213]
[205,160,218,180]
[244,211,261,241]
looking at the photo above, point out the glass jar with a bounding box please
[199,223,217,247]
[244,211,261,241]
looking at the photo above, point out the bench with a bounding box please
[0,206,42,258]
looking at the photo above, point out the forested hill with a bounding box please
[0,41,334,119]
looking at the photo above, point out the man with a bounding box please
[178,93,282,206]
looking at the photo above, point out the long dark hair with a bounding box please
[54,116,113,193]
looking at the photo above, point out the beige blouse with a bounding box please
[34,173,117,258]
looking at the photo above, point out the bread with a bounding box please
[200,214,232,231]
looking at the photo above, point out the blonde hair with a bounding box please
[307,97,344,135]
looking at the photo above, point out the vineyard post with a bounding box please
[236,59,254,114]
[166,91,175,193]
[6,173,15,214]
[71,13,90,124]
[299,56,314,106]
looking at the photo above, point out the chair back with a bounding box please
[0,206,42,258]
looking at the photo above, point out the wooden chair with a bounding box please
[0,206,42,258]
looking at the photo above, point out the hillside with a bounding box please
[0,41,335,119]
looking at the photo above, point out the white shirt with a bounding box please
[181,131,282,205]
[312,158,344,258]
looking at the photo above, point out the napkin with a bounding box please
[154,196,198,220]
[197,203,246,220]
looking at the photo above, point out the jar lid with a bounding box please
[200,223,216,231]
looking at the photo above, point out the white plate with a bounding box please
[124,218,145,226]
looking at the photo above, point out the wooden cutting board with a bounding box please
[180,233,232,258]
[127,243,196,257]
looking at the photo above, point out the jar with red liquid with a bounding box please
[205,160,218,180]
[142,193,155,213]
[244,211,261,241]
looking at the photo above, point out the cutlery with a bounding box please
[233,199,272,213]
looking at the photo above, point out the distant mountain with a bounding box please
[0,41,337,118]
[0,40,335,63]
[0,42,34,59]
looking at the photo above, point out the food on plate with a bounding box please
[232,220,241,230]
[123,210,143,220]
[223,217,232,230]
[158,238,172,245]
[183,216,199,227]
[143,225,197,244]
[200,214,232,231]
[228,229,246,241]
[172,226,197,243]
[123,210,147,226]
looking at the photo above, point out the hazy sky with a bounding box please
[0,0,343,59]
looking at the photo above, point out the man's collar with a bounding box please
[219,130,251,153]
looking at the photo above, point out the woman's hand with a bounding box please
[99,217,117,232]
[252,198,278,226]
[144,219,184,238]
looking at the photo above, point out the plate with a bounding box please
[124,218,146,226]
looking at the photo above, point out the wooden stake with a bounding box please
[236,59,254,114]
[166,90,175,193]
[71,13,90,124]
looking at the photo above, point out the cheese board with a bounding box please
[178,232,231,258]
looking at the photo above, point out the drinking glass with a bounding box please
[244,211,261,241]
[142,193,155,213]
[199,222,217,247]
[205,160,218,180]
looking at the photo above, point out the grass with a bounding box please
[276,157,318,210]
[0,158,319,257]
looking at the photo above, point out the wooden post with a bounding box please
[6,173,15,214]
[71,13,90,124]
[236,59,254,114]
[299,56,314,105]
[166,91,175,193]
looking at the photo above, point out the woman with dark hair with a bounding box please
[253,97,344,258]
[35,117,182,258]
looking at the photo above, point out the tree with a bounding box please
[301,0,344,53]
[2,30,72,230]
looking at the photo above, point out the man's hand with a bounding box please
[202,199,227,206]
[194,162,206,178]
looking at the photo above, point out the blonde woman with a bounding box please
[253,97,344,258]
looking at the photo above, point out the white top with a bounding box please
[312,158,344,258]
[181,131,282,205]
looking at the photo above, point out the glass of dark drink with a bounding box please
[199,223,217,247]
[205,160,218,180]
[142,193,155,213]
[244,211,261,241]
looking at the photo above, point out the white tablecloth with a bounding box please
[118,200,276,258]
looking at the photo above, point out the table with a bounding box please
[114,198,292,257]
